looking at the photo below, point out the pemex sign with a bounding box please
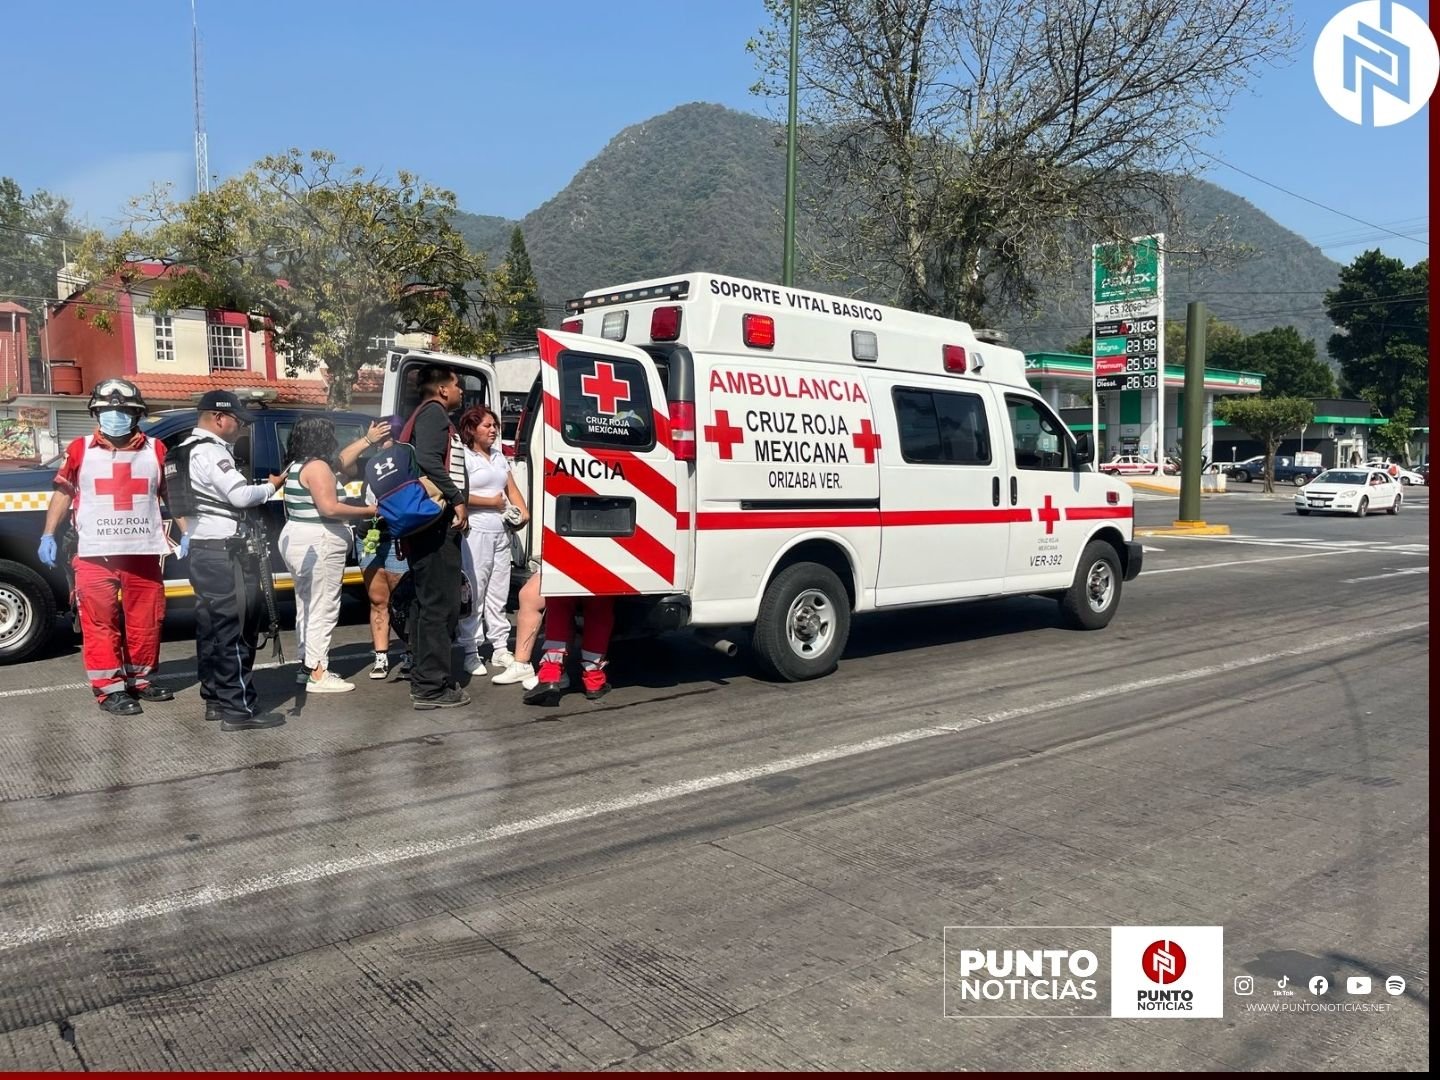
[1093,236,1161,305]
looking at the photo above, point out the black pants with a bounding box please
[189,541,262,717]
[407,520,463,699]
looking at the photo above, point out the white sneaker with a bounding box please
[492,660,533,686]
[306,670,355,694]
[490,649,515,669]
[368,654,390,680]
[463,652,488,676]
[521,672,539,691]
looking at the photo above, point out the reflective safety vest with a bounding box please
[74,437,169,557]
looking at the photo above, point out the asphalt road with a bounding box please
[0,492,1428,1071]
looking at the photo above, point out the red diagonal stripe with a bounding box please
[540,527,638,595]
[543,462,675,582]
[538,331,561,367]
[542,391,676,515]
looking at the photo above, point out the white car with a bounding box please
[1365,460,1424,485]
[1295,468,1402,517]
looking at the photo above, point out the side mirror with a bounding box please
[1073,432,1094,467]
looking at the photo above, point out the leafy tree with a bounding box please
[1324,249,1428,417]
[1166,314,1246,368]
[1212,325,1335,398]
[1214,396,1313,492]
[749,0,1296,324]
[1369,407,1416,464]
[0,178,87,363]
[77,150,494,408]
[499,226,546,347]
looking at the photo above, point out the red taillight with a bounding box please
[651,305,682,341]
[942,344,967,373]
[561,318,583,333]
[669,401,696,461]
[743,313,775,349]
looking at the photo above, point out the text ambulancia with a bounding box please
[450,272,1142,682]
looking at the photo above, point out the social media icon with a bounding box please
[1385,975,1406,996]
[1309,976,1329,996]
[1346,976,1372,995]
[1277,975,1288,989]
[1233,976,1254,995]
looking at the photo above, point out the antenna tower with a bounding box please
[191,0,211,194]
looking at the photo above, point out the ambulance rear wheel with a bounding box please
[1058,541,1122,631]
[752,562,851,682]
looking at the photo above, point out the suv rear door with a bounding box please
[380,348,499,430]
[536,329,681,597]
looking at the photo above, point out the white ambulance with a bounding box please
[402,274,1142,682]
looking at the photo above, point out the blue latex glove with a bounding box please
[37,535,57,568]
[177,534,190,559]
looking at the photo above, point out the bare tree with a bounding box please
[750,0,1297,323]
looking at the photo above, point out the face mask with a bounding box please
[98,409,135,438]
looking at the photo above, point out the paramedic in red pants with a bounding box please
[36,379,175,716]
[523,591,616,706]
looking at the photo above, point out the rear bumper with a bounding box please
[1123,541,1144,581]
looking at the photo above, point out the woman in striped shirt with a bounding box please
[278,416,378,694]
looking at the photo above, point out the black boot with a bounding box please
[133,685,175,702]
[204,702,224,722]
[99,692,142,716]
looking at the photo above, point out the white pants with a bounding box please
[278,521,351,670]
[460,528,512,654]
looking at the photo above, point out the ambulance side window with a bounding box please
[893,388,991,465]
[1005,394,1071,471]
[559,353,654,451]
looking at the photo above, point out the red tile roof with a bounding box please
[131,372,328,406]
[129,366,384,408]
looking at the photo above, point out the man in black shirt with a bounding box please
[404,365,470,709]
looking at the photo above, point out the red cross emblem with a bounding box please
[851,418,882,463]
[94,462,150,511]
[579,361,631,415]
[1037,494,1061,535]
[702,410,745,460]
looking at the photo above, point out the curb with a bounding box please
[1136,522,1232,537]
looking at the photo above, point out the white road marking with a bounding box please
[1143,551,1354,574]
[1142,545,1165,553]
[0,619,1427,953]
[1341,567,1430,584]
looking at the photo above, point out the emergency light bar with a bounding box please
[565,279,691,314]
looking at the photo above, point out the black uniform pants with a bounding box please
[407,518,463,699]
[189,540,263,717]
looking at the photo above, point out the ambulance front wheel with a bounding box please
[1058,540,1122,631]
[752,562,851,682]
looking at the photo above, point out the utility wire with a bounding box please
[1201,152,1428,247]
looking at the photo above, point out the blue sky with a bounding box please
[4,0,1429,269]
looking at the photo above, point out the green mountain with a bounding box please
[453,103,1342,355]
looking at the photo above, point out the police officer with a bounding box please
[176,391,286,731]
[37,378,174,715]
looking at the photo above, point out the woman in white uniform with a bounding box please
[458,406,529,675]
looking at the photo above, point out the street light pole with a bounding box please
[782,0,799,286]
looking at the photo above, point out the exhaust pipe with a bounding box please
[695,630,739,657]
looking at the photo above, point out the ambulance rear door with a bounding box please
[537,329,682,596]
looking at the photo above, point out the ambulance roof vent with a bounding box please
[973,328,1010,346]
[566,279,691,314]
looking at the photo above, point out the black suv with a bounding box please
[0,406,378,664]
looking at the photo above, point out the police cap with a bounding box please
[197,389,256,425]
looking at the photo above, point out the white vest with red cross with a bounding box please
[74,438,169,557]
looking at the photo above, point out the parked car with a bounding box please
[0,403,378,664]
[1226,454,1323,486]
[1419,462,1429,485]
[1365,459,1425,486]
[1099,454,1160,476]
[1294,468,1403,517]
